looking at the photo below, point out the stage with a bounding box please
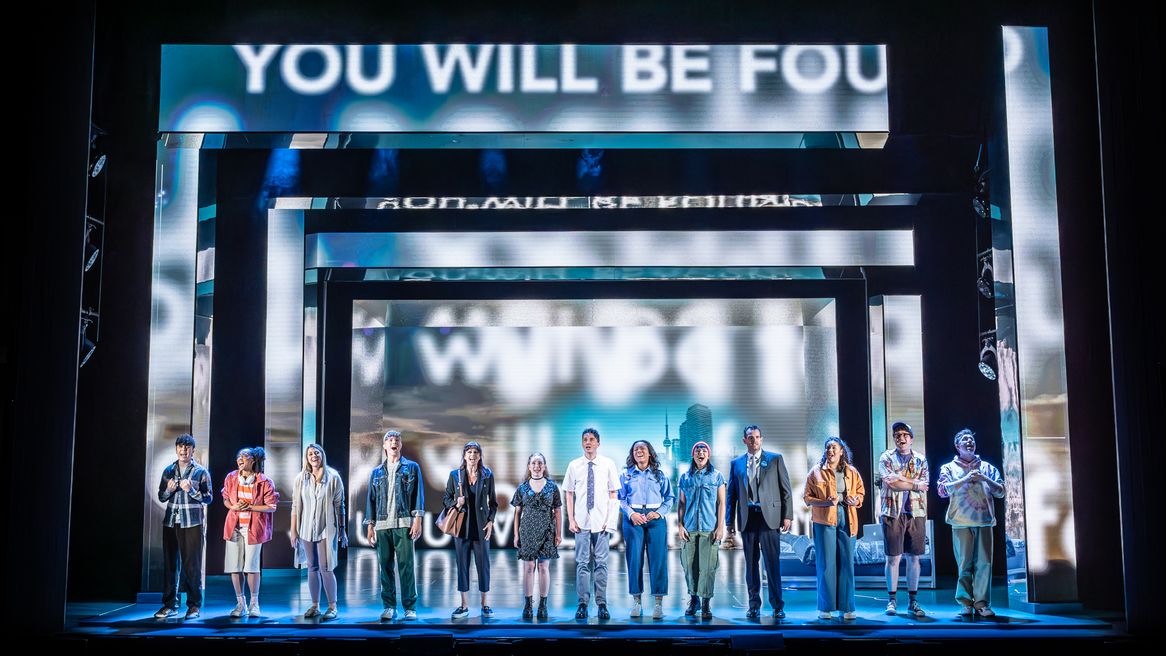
[65,551,1121,653]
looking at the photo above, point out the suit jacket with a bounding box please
[443,467,498,541]
[726,450,793,532]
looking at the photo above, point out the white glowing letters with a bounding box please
[231,44,886,96]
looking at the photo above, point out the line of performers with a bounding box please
[152,422,1004,622]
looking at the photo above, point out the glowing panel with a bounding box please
[998,25,1077,604]
[161,44,889,136]
[142,143,200,591]
[347,298,838,548]
[307,230,914,269]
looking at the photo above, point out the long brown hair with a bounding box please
[523,452,551,484]
[817,437,853,472]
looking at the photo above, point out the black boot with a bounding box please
[701,598,713,620]
[684,596,700,617]
[537,597,548,619]
[522,596,534,619]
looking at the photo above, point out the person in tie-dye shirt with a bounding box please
[936,429,1005,618]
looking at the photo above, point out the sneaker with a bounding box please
[153,606,177,619]
[976,605,996,618]
[451,606,469,619]
[303,605,320,619]
[321,607,338,621]
[818,611,834,620]
[481,606,493,618]
[652,601,664,620]
[958,605,975,617]
[597,604,610,620]
[745,605,761,619]
[403,609,418,620]
[684,596,700,617]
[630,598,642,618]
[843,611,858,620]
[230,600,245,618]
[381,607,396,621]
[575,602,588,620]
[184,607,201,620]
[908,600,927,617]
[248,600,261,617]
[885,599,897,615]
[773,608,786,620]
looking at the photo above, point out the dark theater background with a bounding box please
[8,1,1161,653]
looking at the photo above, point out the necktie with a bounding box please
[587,461,595,511]
[749,456,758,502]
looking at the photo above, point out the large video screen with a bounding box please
[347,298,839,548]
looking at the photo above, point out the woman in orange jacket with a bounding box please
[803,437,865,621]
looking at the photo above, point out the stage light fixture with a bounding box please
[79,312,98,368]
[577,149,604,179]
[977,251,993,299]
[84,221,100,272]
[88,125,108,178]
[972,145,990,218]
[978,334,998,381]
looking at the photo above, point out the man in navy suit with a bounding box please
[726,424,793,619]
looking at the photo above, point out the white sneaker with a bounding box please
[403,609,417,620]
[247,600,260,617]
[818,611,834,620]
[381,607,396,621]
[652,602,664,620]
[959,605,975,617]
[885,600,897,615]
[230,600,245,618]
[842,611,858,620]
[630,598,642,618]
[976,605,996,618]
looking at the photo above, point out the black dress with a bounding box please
[511,480,561,561]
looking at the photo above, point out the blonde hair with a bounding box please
[301,443,332,482]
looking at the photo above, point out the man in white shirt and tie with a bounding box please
[726,424,793,619]
[563,427,621,620]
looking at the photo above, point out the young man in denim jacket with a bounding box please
[365,430,425,620]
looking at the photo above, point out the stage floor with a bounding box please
[71,550,1115,643]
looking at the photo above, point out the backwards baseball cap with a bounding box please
[891,421,914,436]
[691,441,711,456]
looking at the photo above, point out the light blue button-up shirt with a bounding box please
[679,467,726,532]
[619,466,675,518]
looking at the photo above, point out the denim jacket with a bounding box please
[364,457,425,527]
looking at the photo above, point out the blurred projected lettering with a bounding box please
[353,194,919,211]
[348,299,839,548]
[997,26,1077,604]
[306,230,914,269]
[161,44,888,133]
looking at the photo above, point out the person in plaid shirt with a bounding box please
[876,421,929,617]
[153,433,212,620]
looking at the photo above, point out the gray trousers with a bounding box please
[575,531,610,604]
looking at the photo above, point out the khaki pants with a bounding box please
[952,526,993,608]
[681,531,720,598]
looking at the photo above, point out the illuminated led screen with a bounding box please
[161,44,888,134]
[347,298,840,549]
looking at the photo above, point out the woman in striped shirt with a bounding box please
[221,447,279,618]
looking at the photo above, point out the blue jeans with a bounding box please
[622,514,668,596]
[813,509,855,612]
